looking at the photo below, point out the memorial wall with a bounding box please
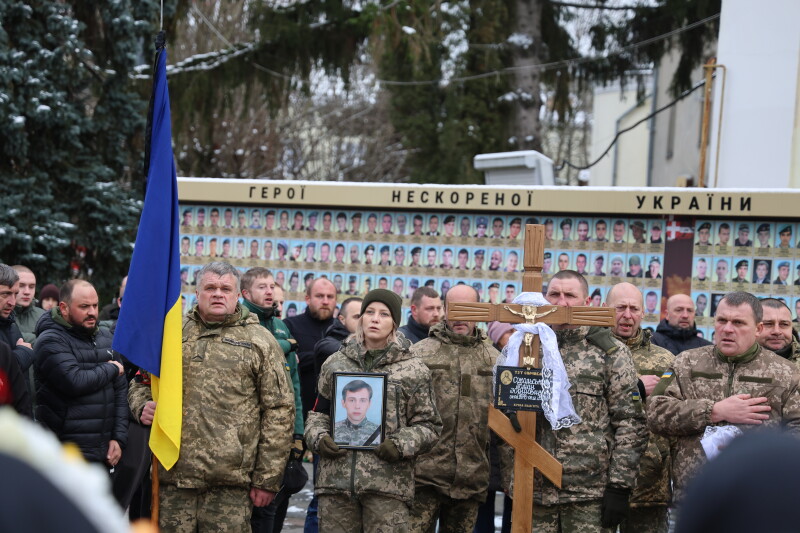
[177,179,800,338]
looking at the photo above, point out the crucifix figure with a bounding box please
[447,224,615,532]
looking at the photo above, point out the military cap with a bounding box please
[611,256,623,264]
[779,225,793,234]
[488,282,500,289]
[349,275,357,282]
[543,252,551,259]
[411,246,422,255]
[196,236,204,243]
[698,222,711,231]
[306,241,316,248]
[649,256,660,264]
[475,249,485,256]
[197,207,206,213]
[631,221,645,230]
[309,211,319,217]
[778,261,791,269]
[544,218,554,225]
[444,215,456,224]
[629,256,641,266]
[652,223,661,230]
[223,238,230,245]
[409,278,419,287]
[395,246,405,253]
[380,245,390,253]
[510,217,522,224]
[560,218,573,228]
[757,223,770,233]
[738,223,750,232]
[525,217,538,225]
[735,260,748,269]
[365,244,375,252]
[476,216,488,227]
[277,240,287,251]
[591,288,602,298]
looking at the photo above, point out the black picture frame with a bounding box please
[331,372,388,450]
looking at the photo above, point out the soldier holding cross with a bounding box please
[531,271,647,531]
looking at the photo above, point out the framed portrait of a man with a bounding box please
[331,373,387,449]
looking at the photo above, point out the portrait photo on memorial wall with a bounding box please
[427,214,442,237]
[422,246,439,269]
[489,216,506,239]
[709,293,726,317]
[626,253,644,279]
[752,259,772,285]
[575,219,591,242]
[693,256,710,282]
[754,222,772,249]
[303,240,319,263]
[644,255,663,279]
[277,209,291,231]
[629,220,646,244]
[695,221,713,247]
[713,256,731,284]
[593,218,609,243]
[732,222,752,248]
[643,289,661,316]
[558,217,574,242]
[331,373,387,449]
[395,213,409,236]
[556,251,572,273]
[648,220,664,244]
[589,287,604,307]
[611,219,628,244]
[776,223,794,249]
[772,260,792,286]
[181,207,194,228]
[454,247,473,271]
[792,298,800,322]
[692,291,710,318]
[607,254,625,278]
[192,235,207,258]
[590,253,607,276]
[508,217,523,240]
[573,252,589,276]
[409,214,426,237]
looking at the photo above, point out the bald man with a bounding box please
[651,294,712,355]
[605,283,674,533]
[411,284,500,533]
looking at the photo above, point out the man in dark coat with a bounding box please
[397,287,442,344]
[34,280,128,466]
[0,264,34,378]
[314,297,362,378]
[651,294,712,355]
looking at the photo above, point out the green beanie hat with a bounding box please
[360,289,402,326]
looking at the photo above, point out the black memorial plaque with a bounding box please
[494,366,546,412]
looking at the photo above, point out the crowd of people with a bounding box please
[2,254,800,533]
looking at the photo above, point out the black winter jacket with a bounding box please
[397,316,429,344]
[313,319,351,378]
[651,319,712,355]
[0,312,34,373]
[34,309,128,463]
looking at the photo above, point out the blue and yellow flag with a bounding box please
[113,34,182,470]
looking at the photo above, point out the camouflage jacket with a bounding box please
[613,328,674,507]
[128,304,295,492]
[411,322,500,502]
[648,344,800,501]
[334,417,381,447]
[773,337,800,369]
[305,333,442,505]
[533,326,647,506]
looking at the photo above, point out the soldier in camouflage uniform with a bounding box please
[410,284,500,533]
[305,289,441,533]
[128,262,295,533]
[605,283,674,533]
[333,379,382,446]
[527,271,647,533]
[757,298,800,367]
[649,292,800,503]
[241,267,304,533]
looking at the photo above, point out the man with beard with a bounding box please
[285,278,338,423]
[651,294,712,355]
[610,256,624,277]
[35,280,127,467]
[757,298,800,366]
[399,287,442,344]
[605,282,674,533]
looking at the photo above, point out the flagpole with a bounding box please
[152,456,160,525]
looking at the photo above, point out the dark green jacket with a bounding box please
[243,299,303,435]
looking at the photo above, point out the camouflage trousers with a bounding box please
[410,485,481,533]
[532,500,613,533]
[620,505,669,533]
[318,492,410,533]
[159,483,252,533]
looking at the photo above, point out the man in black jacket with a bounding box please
[284,278,337,423]
[651,293,712,355]
[398,287,442,344]
[314,297,362,377]
[34,280,128,467]
[0,264,33,378]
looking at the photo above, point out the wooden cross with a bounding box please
[447,224,614,532]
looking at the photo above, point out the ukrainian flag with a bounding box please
[113,34,182,469]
